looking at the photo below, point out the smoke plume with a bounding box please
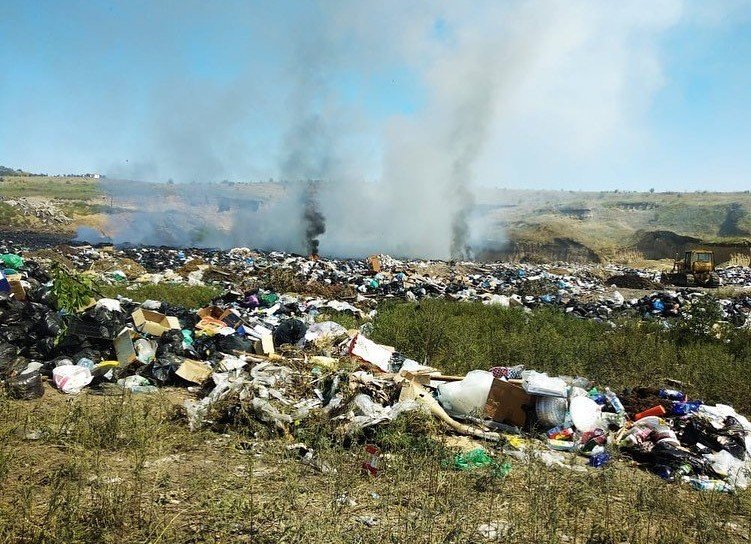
[79,1,695,259]
[303,183,326,255]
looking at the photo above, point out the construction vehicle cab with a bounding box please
[661,249,719,287]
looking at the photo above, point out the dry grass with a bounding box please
[721,253,751,268]
[1,382,750,543]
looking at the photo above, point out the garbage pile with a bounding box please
[1,251,750,493]
[3,239,751,328]
[718,265,751,287]
[0,197,72,225]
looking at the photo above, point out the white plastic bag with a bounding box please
[52,365,93,394]
[521,370,567,398]
[437,370,494,416]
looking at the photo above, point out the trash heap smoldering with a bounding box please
[2,247,751,492]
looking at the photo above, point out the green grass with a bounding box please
[1,295,751,542]
[0,176,101,199]
[99,283,222,309]
[371,299,751,413]
[0,202,25,225]
[58,201,110,216]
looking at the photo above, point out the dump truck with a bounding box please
[661,250,720,287]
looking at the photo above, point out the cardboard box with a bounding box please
[219,308,243,328]
[9,280,26,301]
[236,323,274,355]
[197,307,244,328]
[131,309,181,337]
[196,306,224,319]
[484,379,533,427]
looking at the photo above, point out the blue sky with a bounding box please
[1,0,750,191]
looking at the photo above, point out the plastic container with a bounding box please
[536,396,568,427]
[659,389,685,401]
[547,427,574,440]
[635,405,667,420]
[76,357,95,370]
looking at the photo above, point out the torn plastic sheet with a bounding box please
[304,321,348,344]
[342,393,420,433]
[184,377,250,431]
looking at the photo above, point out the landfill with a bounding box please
[1,241,751,493]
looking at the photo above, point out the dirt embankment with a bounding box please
[634,230,751,264]
[478,237,601,263]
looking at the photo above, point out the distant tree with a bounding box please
[167,178,174,185]
[649,188,655,193]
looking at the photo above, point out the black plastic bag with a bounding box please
[157,330,185,357]
[273,319,307,346]
[146,354,183,384]
[7,370,44,400]
[216,334,254,354]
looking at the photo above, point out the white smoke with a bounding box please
[94,0,724,258]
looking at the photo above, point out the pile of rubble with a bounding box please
[0,198,72,225]
[3,239,751,328]
[1,251,751,493]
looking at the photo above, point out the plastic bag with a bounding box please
[52,365,93,394]
[452,448,494,470]
[1,254,24,269]
[521,371,567,398]
[273,319,307,346]
[304,321,348,344]
[7,370,44,399]
[437,370,494,416]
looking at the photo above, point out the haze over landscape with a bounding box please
[5,4,751,543]
[2,1,751,258]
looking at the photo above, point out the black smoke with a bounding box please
[303,182,326,255]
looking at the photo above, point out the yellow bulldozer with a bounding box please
[661,250,720,287]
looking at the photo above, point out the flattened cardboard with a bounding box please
[175,359,212,384]
[9,280,26,301]
[484,378,533,427]
[114,328,137,367]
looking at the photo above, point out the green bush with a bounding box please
[371,299,751,413]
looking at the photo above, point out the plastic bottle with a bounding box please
[659,389,685,401]
[672,400,702,416]
[689,479,733,492]
[362,444,382,476]
[604,387,625,414]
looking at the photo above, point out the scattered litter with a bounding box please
[1,244,750,493]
